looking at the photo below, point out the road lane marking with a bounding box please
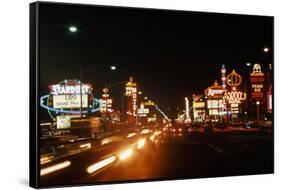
[207,144,224,154]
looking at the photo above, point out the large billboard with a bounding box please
[207,100,224,109]
[40,79,98,120]
[250,64,265,102]
[53,94,88,109]
[193,101,205,109]
[205,81,225,99]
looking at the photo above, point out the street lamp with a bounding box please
[144,97,148,100]
[68,26,78,33]
[263,47,269,53]
[246,62,251,67]
[79,65,118,117]
[110,65,116,70]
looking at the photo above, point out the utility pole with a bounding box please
[80,66,83,117]
[256,101,260,126]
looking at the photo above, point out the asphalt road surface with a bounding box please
[40,129,273,187]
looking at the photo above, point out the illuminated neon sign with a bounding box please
[53,94,88,109]
[126,86,137,116]
[193,102,205,109]
[226,69,242,87]
[224,90,246,104]
[207,100,224,109]
[100,98,113,113]
[207,89,225,97]
[142,101,155,106]
[138,104,149,116]
[125,77,138,122]
[49,83,91,95]
[250,64,264,101]
[267,85,272,113]
[221,64,226,89]
[250,64,264,76]
[40,79,100,120]
[205,81,225,99]
[40,95,101,114]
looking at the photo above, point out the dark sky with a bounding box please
[39,2,273,114]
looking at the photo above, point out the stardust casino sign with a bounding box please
[49,81,91,109]
[49,83,90,96]
[40,79,101,120]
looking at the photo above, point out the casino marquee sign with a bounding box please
[40,79,101,120]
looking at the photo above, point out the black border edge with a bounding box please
[271,16,276,174]
[29,2,274,189]
[36,1,274,17]
[30,1,40,188]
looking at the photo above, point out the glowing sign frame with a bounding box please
[250,64,265,101]
[226,69,242,87]
[40,94,101,114]
[224,90,246,104]
[100,98,113,113]
[205,81,225,98]
[40,79,100,120]
[53,94,89,109]
[126,86,138,117]
[267,85,272,113]
[193,101,205,109]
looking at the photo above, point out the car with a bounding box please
[244,123,259,128]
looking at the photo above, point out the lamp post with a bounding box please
[48,25,117,117]
[244,62,252,123]
[79,65,117,117]
[256,100,260,126]
[80,67,83,117]
[105,80,127,122]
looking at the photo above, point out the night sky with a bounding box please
[39,2,273,116]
